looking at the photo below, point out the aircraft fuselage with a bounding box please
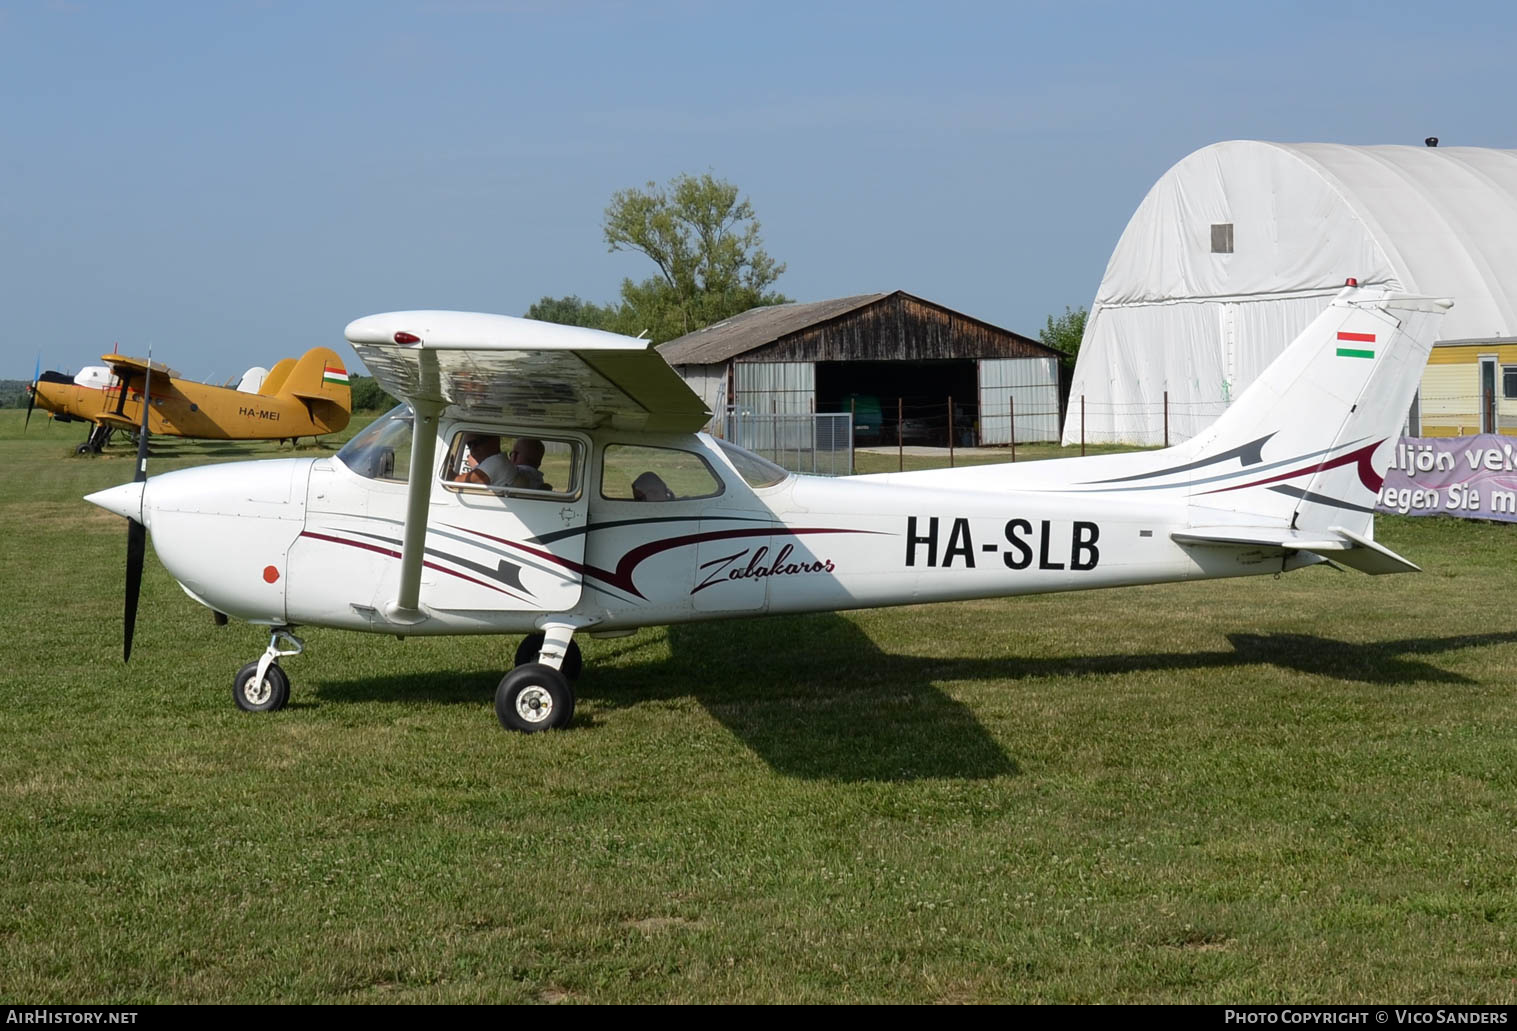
[121,424,1312,637]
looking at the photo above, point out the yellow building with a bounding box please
[1417,340,1517,437]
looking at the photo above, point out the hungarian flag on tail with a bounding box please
[323,364,350,385]
[1336,331,1375,359]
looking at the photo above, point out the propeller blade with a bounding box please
[123,357,152,661]
[125,518,144,662]
[24,355,38,431]
[134,362,151,482]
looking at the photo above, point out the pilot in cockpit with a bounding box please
[456,435,546,490]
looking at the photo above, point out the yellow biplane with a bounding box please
[29,347,353,453]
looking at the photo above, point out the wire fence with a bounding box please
[1055,390,1511,447]
[1061,395,1232,447]
[715,389,1500,469]
[1413,392,1511,436]
[720,409,855,477]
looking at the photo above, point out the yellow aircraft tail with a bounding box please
[258,358,297,397]
[266,347,352,433]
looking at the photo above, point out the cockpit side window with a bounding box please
[335,404,413,481]
[600,444,724,502]
[442,431,581,498]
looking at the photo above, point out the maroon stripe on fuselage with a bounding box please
[447,523,876,600]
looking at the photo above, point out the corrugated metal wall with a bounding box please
[734,362,815,415]
[978,357,1060,443]
[671,363,727,432]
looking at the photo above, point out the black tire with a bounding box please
[513,634,583,680]
[495,663,574,732]
[75,443,94,455]
[232,661,291,713]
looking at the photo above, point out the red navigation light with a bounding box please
[394,331,421,344]
[1345,277,1359,287]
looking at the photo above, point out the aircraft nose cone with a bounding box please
[85,481,145,523]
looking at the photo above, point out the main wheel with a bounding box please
[495,663,574,732]
[513,634,583,680]
[232,661,291,713]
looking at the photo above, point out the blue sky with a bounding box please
[3,0,1512,380]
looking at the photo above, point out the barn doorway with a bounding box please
[815,360,979,447]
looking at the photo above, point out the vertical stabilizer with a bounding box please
[1181,286,1449,533]
[269,347,353,434]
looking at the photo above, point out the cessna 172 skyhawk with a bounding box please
[85,285,1448,732]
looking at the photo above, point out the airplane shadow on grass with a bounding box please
[311,616,1517,782]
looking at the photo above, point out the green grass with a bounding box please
[2,411,1516,1003]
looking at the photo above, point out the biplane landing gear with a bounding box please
[232,628,303,713]
[76,425,113,455]
[496,623,580,732]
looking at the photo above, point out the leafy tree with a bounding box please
[525,295,617,330]
[1040,305,1088,371]
[349,375,398,412]
[603,172,789,343]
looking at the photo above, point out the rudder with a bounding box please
[270,347,352,433]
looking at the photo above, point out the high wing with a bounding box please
[343,311,712,623]
[344,311,711,432]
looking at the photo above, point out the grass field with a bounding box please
[2,411,1515,1003]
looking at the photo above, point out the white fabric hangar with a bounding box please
[1063,141,1517,445]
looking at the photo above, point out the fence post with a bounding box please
[898,397,903,471]
[948,395,955,468]
[1164,390,1169,448]
[1009,392,1016,463]
[1081,394,1086,457]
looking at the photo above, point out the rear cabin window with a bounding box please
[601,444,723,502]
[442,431,580,497]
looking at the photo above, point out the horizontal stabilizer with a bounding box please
[1327,526,1421,575]
[1173,525,1419,575]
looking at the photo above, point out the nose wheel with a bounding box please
[233,660,290,712]
[232,628,303,713]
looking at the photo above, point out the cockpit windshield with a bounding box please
[713,438,791,488]
[335,403,413,481]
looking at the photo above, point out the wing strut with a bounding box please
[387,351,444,623]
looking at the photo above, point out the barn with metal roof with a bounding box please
[1064,141,1517,445]
[658,290,1063,446]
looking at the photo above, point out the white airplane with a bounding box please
[85,285,1448,732]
